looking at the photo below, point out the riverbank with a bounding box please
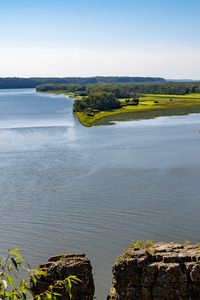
[45,91,200,127]
[44,90,83,99]
[77,94,200,126]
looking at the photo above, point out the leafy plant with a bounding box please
[0,249,80,299]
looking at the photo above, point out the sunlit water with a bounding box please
[0,89,200,299]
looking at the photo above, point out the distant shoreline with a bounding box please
[0,76,166,90]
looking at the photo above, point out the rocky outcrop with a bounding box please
[108,242,200,300]
[31,254,94,300]
[30,243,200,300]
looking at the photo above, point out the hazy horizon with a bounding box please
[1,0,200,79]
[0,75,199,82]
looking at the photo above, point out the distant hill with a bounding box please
[0,76,166,89]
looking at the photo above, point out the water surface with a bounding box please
[0,89,200,299]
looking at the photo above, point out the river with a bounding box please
[0,88,200,298]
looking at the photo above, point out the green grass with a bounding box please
[42,90,200,126]
[130,240,154,250]
[76,93,200,126]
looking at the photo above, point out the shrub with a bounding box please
[0,249,79,300]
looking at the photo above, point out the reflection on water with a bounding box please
[0,89,200,299]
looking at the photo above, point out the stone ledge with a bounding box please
[108,242,200,300]
[31,253,95,300]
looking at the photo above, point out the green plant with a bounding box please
[0,249,80,300]
[195,243,200,250]
[183,240,190,246]
[131,240,154,250]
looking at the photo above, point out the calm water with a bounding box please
[0,89,200,298]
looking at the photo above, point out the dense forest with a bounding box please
[85,82,200,96]
[37,82,200,97]
[0,77,165,89]
[37,81,200,114]
[37,84,86,93]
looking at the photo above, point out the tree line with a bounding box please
[73,91,141,113]
[37,82,200,114]
[73,91,121,113]
[86,82,200,96]
[0,76,165,89]
[37,82,200,97]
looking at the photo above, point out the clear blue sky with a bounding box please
[0,0,200,78]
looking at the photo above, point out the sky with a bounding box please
[0,0,200,79]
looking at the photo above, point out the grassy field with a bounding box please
[76,93,200,126]
[43,90,200,127]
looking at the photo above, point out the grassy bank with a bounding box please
[40,90,200,127]
[75,93,200,126]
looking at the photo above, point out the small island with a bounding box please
[36,82,200,127]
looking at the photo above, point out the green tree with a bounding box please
[73,92,120,112]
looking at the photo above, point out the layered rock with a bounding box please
[31,253,94,300]
[108,242,200,300]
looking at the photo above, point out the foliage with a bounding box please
[183,240,190,246]
[34,76,165,87]
[36,84,86,93]
[73,91,120,112]
[75,92,200,126]
[0,77,165,90]
[86,82,200,97]
[0,249,80,300]
[131,240,154,250]
[37,81,200,100]
[195,243,200,251]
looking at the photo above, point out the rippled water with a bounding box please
[0,89,200,299]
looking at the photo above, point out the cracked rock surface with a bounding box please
[31,254,95,300]
[108,242,200,300]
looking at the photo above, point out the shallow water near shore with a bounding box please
[0,89,200,299]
